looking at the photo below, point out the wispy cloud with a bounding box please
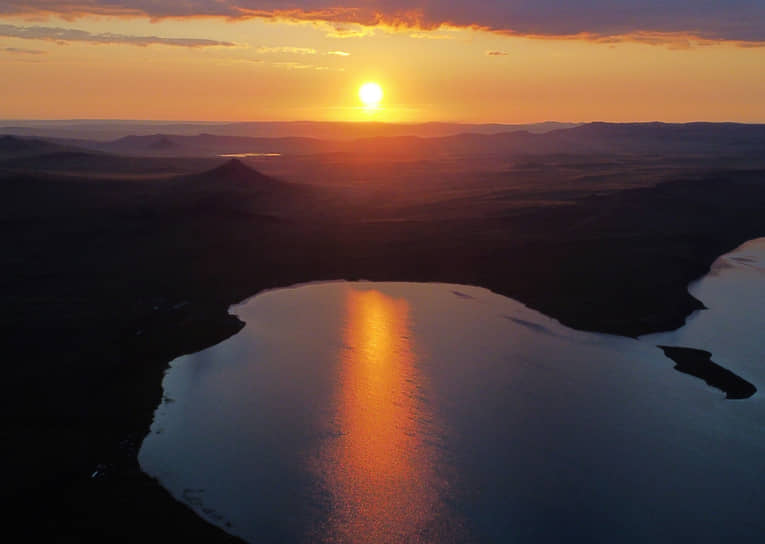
[0,23,236,47]
[409,32,455,40]
[256,45,317,54]
[321,23,376,39]
[272,61,314,70]
[271,62,345,72]
[257,45,350,57]
[2,46,46,54]
[486,50,508,56]
[2,1,764,45]
[272,61,343,71]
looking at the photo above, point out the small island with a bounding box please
[659,346,757,399]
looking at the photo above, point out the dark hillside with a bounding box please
[3,154,765,542]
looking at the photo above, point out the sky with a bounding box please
[1,1,764,123]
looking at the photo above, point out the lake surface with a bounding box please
[139,239,765,543]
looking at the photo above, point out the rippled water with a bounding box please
[139,240,765,543]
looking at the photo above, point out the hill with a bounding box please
[38,122,765,159]
[0,134,73,159]
[0,150,223,177]
[181,158,278,187]
[0,120,578,141]
[165,159,320,219]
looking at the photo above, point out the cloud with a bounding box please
[0,23,236,47]
[321,23,376,39]
[272,61,341,71]
[409,32,455,40]
[2,1,765,44]
[256,45,316,54]
[256,46,350,57]
[486,50,508,56]
[2,46,46,54]
[272,61,314,69]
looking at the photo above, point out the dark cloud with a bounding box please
[486,50,508,56]
[1,1,764,43]
[0,23,236,47]
[3,46,46,54]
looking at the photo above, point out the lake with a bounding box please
[139,239,765,543]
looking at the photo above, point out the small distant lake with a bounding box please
[139,240,765,543]
[218,153,282,158]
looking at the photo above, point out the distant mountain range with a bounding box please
[2,123,765,164]
[0,120,577,141]
[0,134,73,159]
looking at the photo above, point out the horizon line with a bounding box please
[3,118,765,126]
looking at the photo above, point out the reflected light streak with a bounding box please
[314,288,455,543]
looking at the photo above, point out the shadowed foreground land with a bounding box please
[3,131,765,540]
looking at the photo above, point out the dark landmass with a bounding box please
[0,120,577,141]
[0,150,222,177]
[659,346,757,399]
[3,123,765,542]
[0,134,77,159]
[34,121,764,158]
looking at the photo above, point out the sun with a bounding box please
[359,82,383,108]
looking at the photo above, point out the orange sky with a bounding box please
[1,14,764,122]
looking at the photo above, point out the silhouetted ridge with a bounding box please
[185,158,279,188]
[112,134,178,150]
[0,134,57,153]
[0,135,31,152]
[0,134,72,158]
[149,135,176,150]
[563,122,765,143]
[211,158,267,180]
[172,158,302,218]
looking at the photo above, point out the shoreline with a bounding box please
[5,166,765,541]
[81,237,757,543]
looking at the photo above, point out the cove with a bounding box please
[139,240,765,543]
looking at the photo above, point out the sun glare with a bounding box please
[359,82,384,108]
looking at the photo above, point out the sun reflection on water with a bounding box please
[313,288,458,543]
